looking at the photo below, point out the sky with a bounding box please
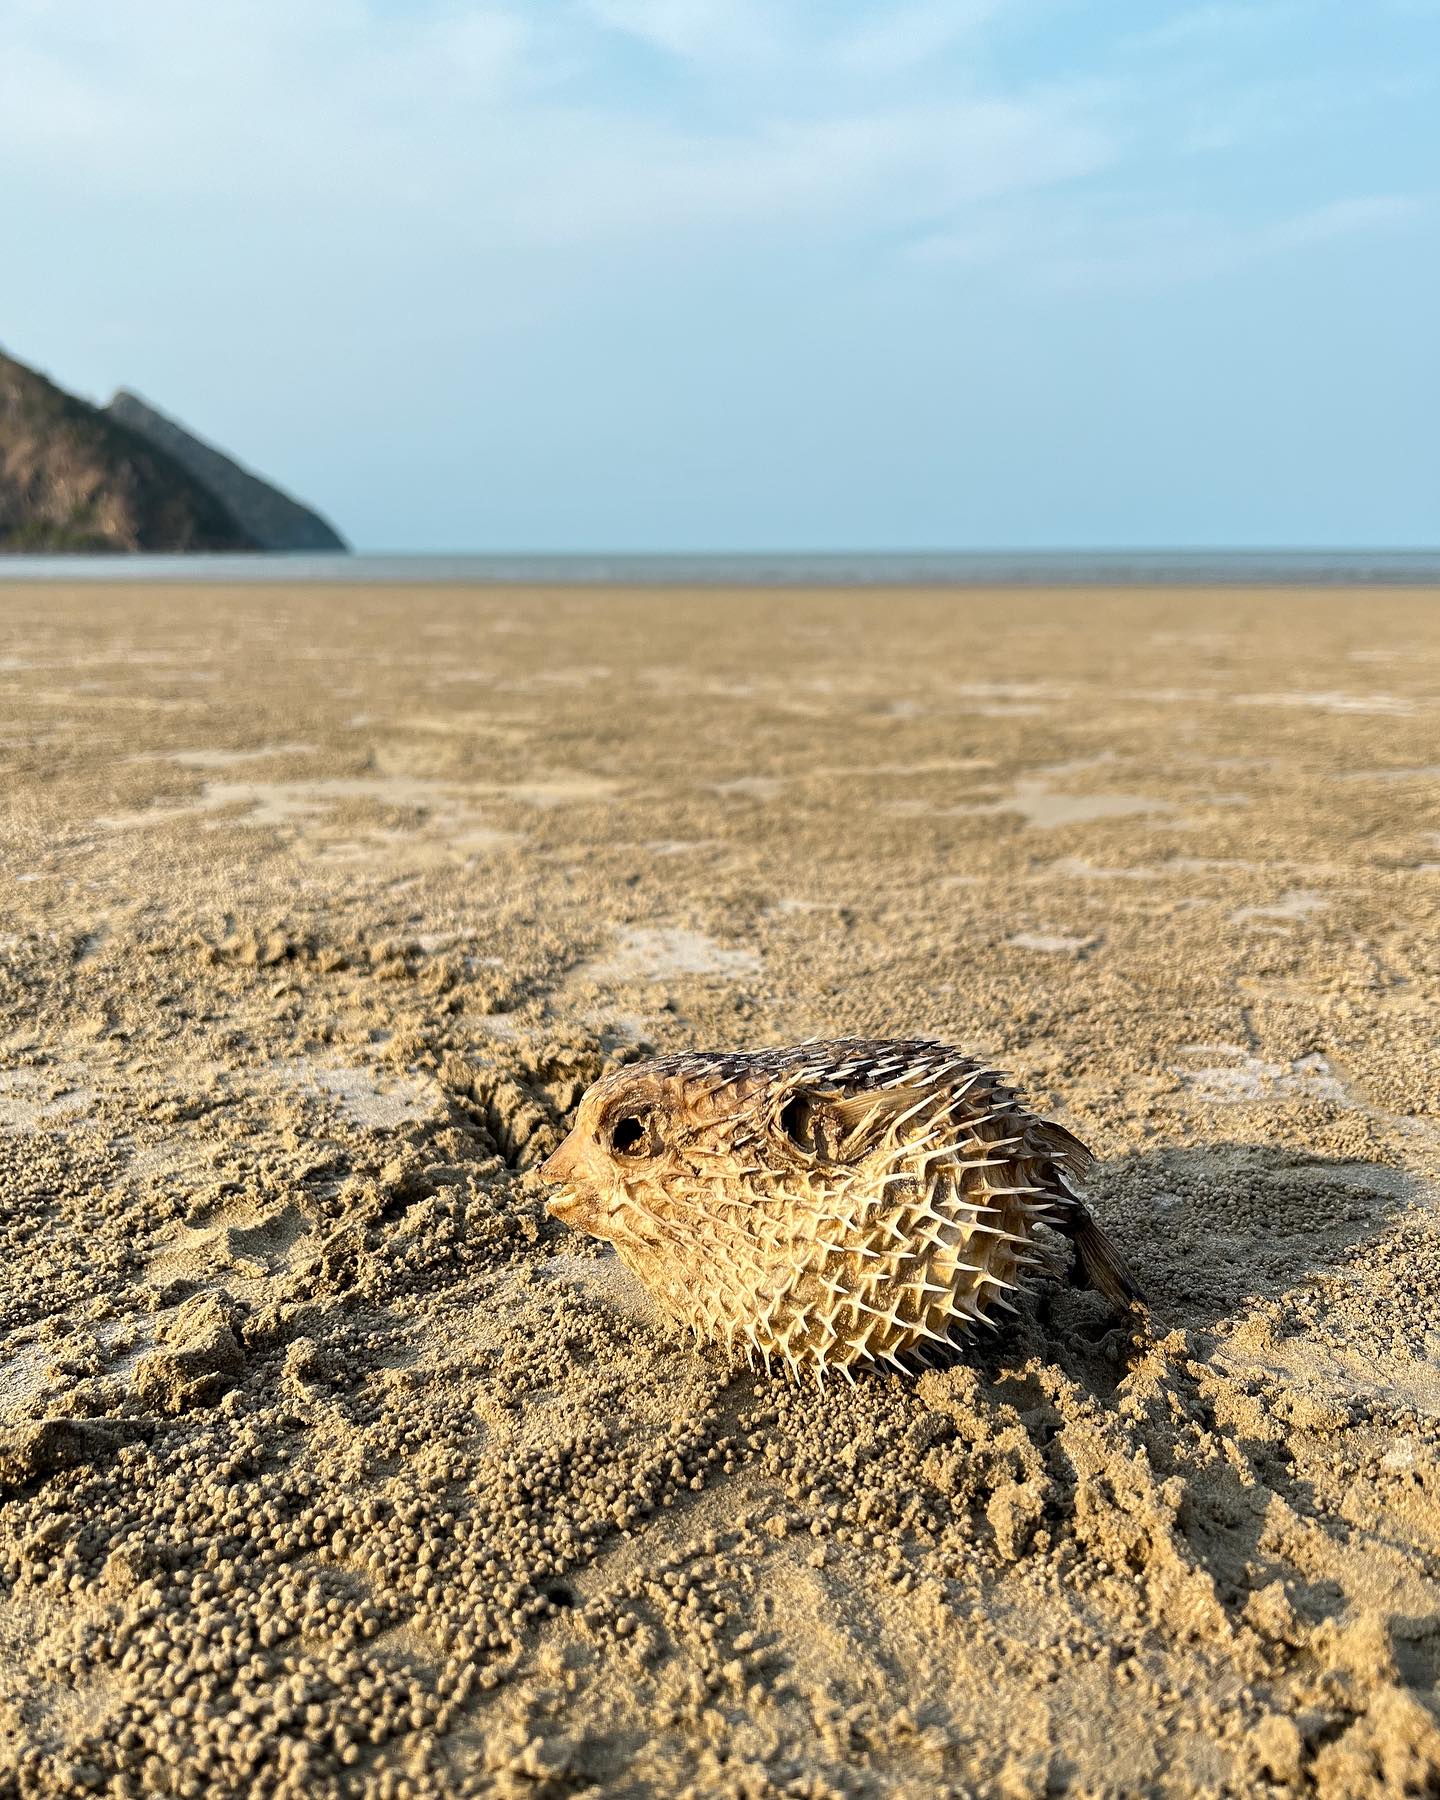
[3,0,1437,551]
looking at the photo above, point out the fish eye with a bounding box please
[610,1113,654,1157]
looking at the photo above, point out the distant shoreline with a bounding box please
[0,549,1438,586]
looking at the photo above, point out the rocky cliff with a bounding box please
[0,348,348,554]
[107,389,347,552]
[0,349,257,553]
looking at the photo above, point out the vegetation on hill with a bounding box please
[108,390,347,552]
[0,349,257,554]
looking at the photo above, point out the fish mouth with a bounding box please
[544,1183,604,1234]
[545,1183,632,1251]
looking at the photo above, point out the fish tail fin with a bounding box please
[1066,1200,1147,1312]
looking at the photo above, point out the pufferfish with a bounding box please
[540,1037,1144,1381]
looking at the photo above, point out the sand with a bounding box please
[1,581,1438,1799]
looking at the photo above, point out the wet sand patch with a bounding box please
[1234,689,1420,716]
[1172,1044,1348,1104]
[271,1059,444,1130]
[130,743,314,769]
[958,780,1181,830]
[1231,889,1330,925]
[0,1068,93,1133]
[1007,930,1098,955]
[577,926,761,984]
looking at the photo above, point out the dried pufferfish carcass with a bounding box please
[541,1037,1144,1380]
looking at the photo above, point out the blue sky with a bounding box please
[4,0,1437,550]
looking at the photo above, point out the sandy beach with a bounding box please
[2,581,1439,1798]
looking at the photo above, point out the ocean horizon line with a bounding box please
[1,547,1437,586]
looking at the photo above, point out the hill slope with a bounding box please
[0,349,256,553]
[107,389,347,552]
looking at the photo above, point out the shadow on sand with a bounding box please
[972,1137,1422,1391]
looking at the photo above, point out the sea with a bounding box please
[0,550,1437,585]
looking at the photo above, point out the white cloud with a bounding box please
[911,191,1428,287]
[580,0,1018,79]
[3,0,1423,299]
[827,0,1011,76]
[578,0,783,64]
[0,0,542,202]
[508,99,1109,246]
[1119,2,1298,54]
[1177,68,1431,155]
[0,0,1112,251]
[1266,194,1426,248]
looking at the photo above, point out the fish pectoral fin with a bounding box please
[1031,1117,1096,1183]
[825,1082,936,1155]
